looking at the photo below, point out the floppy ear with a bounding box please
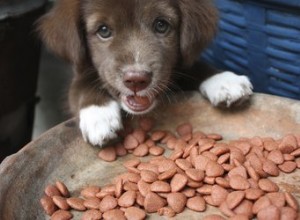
[37,0,84,64]
[178,0,218,67]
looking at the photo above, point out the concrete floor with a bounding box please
[33,48,73,139]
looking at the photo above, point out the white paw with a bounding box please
[79,101,123,147]
[200,71,253,107]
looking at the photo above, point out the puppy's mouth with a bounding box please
[121,94,156,114]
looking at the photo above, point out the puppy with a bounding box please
[38,0,253,146]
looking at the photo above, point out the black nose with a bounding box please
[123,71,152,92]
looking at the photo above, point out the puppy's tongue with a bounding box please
[124,95,153,112]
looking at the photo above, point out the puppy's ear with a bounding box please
[178,0,218,67]
[37,0,84,64]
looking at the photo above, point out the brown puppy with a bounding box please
[38,0,252,146]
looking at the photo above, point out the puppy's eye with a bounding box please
[153,19,170,34]
[97,25,112,39]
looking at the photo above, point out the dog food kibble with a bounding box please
[176,122,193,137]
[124,134,139,150]
[245,188,264,201]
[226,191,245,209]
[167,192,187,213]
[205,160,225,177]
[141,170,158,183]
[144,192,167,213]
[219,201,235,217]
[252,196,272,214]
[257,205,280,220]
[45,184,61,197]
[124,207,146,220]
[99,195,118,212]
[186,195,206,212]
[56,181,70,197]
[115,143,127,156]
[50,210,73,220]
[40,195,57,215]
[157,206,176,217]
[291,148,300,157]
[80,186,101,198]
[52,196,70,210]
[267,150,284,164]
[258,178,279,192]
[98,146,117,162]
[83,197,101,209]
[170,173,188,192]
[118,190,136,207]
[158,168,177,180]
[203,214,226,220]
[66,197,86,211]
[280,206,298,220]
[262,159,280,176]
[133,144,149,157]
[233,199,253,218]
[278,161,297,173]
[81,209,102,220]
[267,192,285,208]
[229,175,250,190]
[132,129,147,144]
[149,146,165,156]
[229,214,249,220]
[40,118,300,219]
[185,168,205,182]
[151,130,166,141]
[123,158,141,168]
[211,185,228,206]
[150,180,171,192]
[285,192,299,211]
[103,209,126,220]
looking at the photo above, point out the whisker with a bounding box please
[172,71,198,81]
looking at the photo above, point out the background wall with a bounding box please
[33,48,72,138]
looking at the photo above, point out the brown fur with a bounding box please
[37,0,218,116]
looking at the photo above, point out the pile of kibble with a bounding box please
[40,117,300,220]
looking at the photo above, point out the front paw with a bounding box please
[79,101,123,147]
[199,71,253,107]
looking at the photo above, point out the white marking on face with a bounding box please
[135,50,141,64]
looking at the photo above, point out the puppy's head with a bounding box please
[38,0,217,114]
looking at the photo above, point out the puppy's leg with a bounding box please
[178,61,253,107]
[200,71,253,107]
[69,75,123,147]
[79,101,122,146]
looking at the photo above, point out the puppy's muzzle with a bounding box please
[121,70,156,114]
[123,70,152,93]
